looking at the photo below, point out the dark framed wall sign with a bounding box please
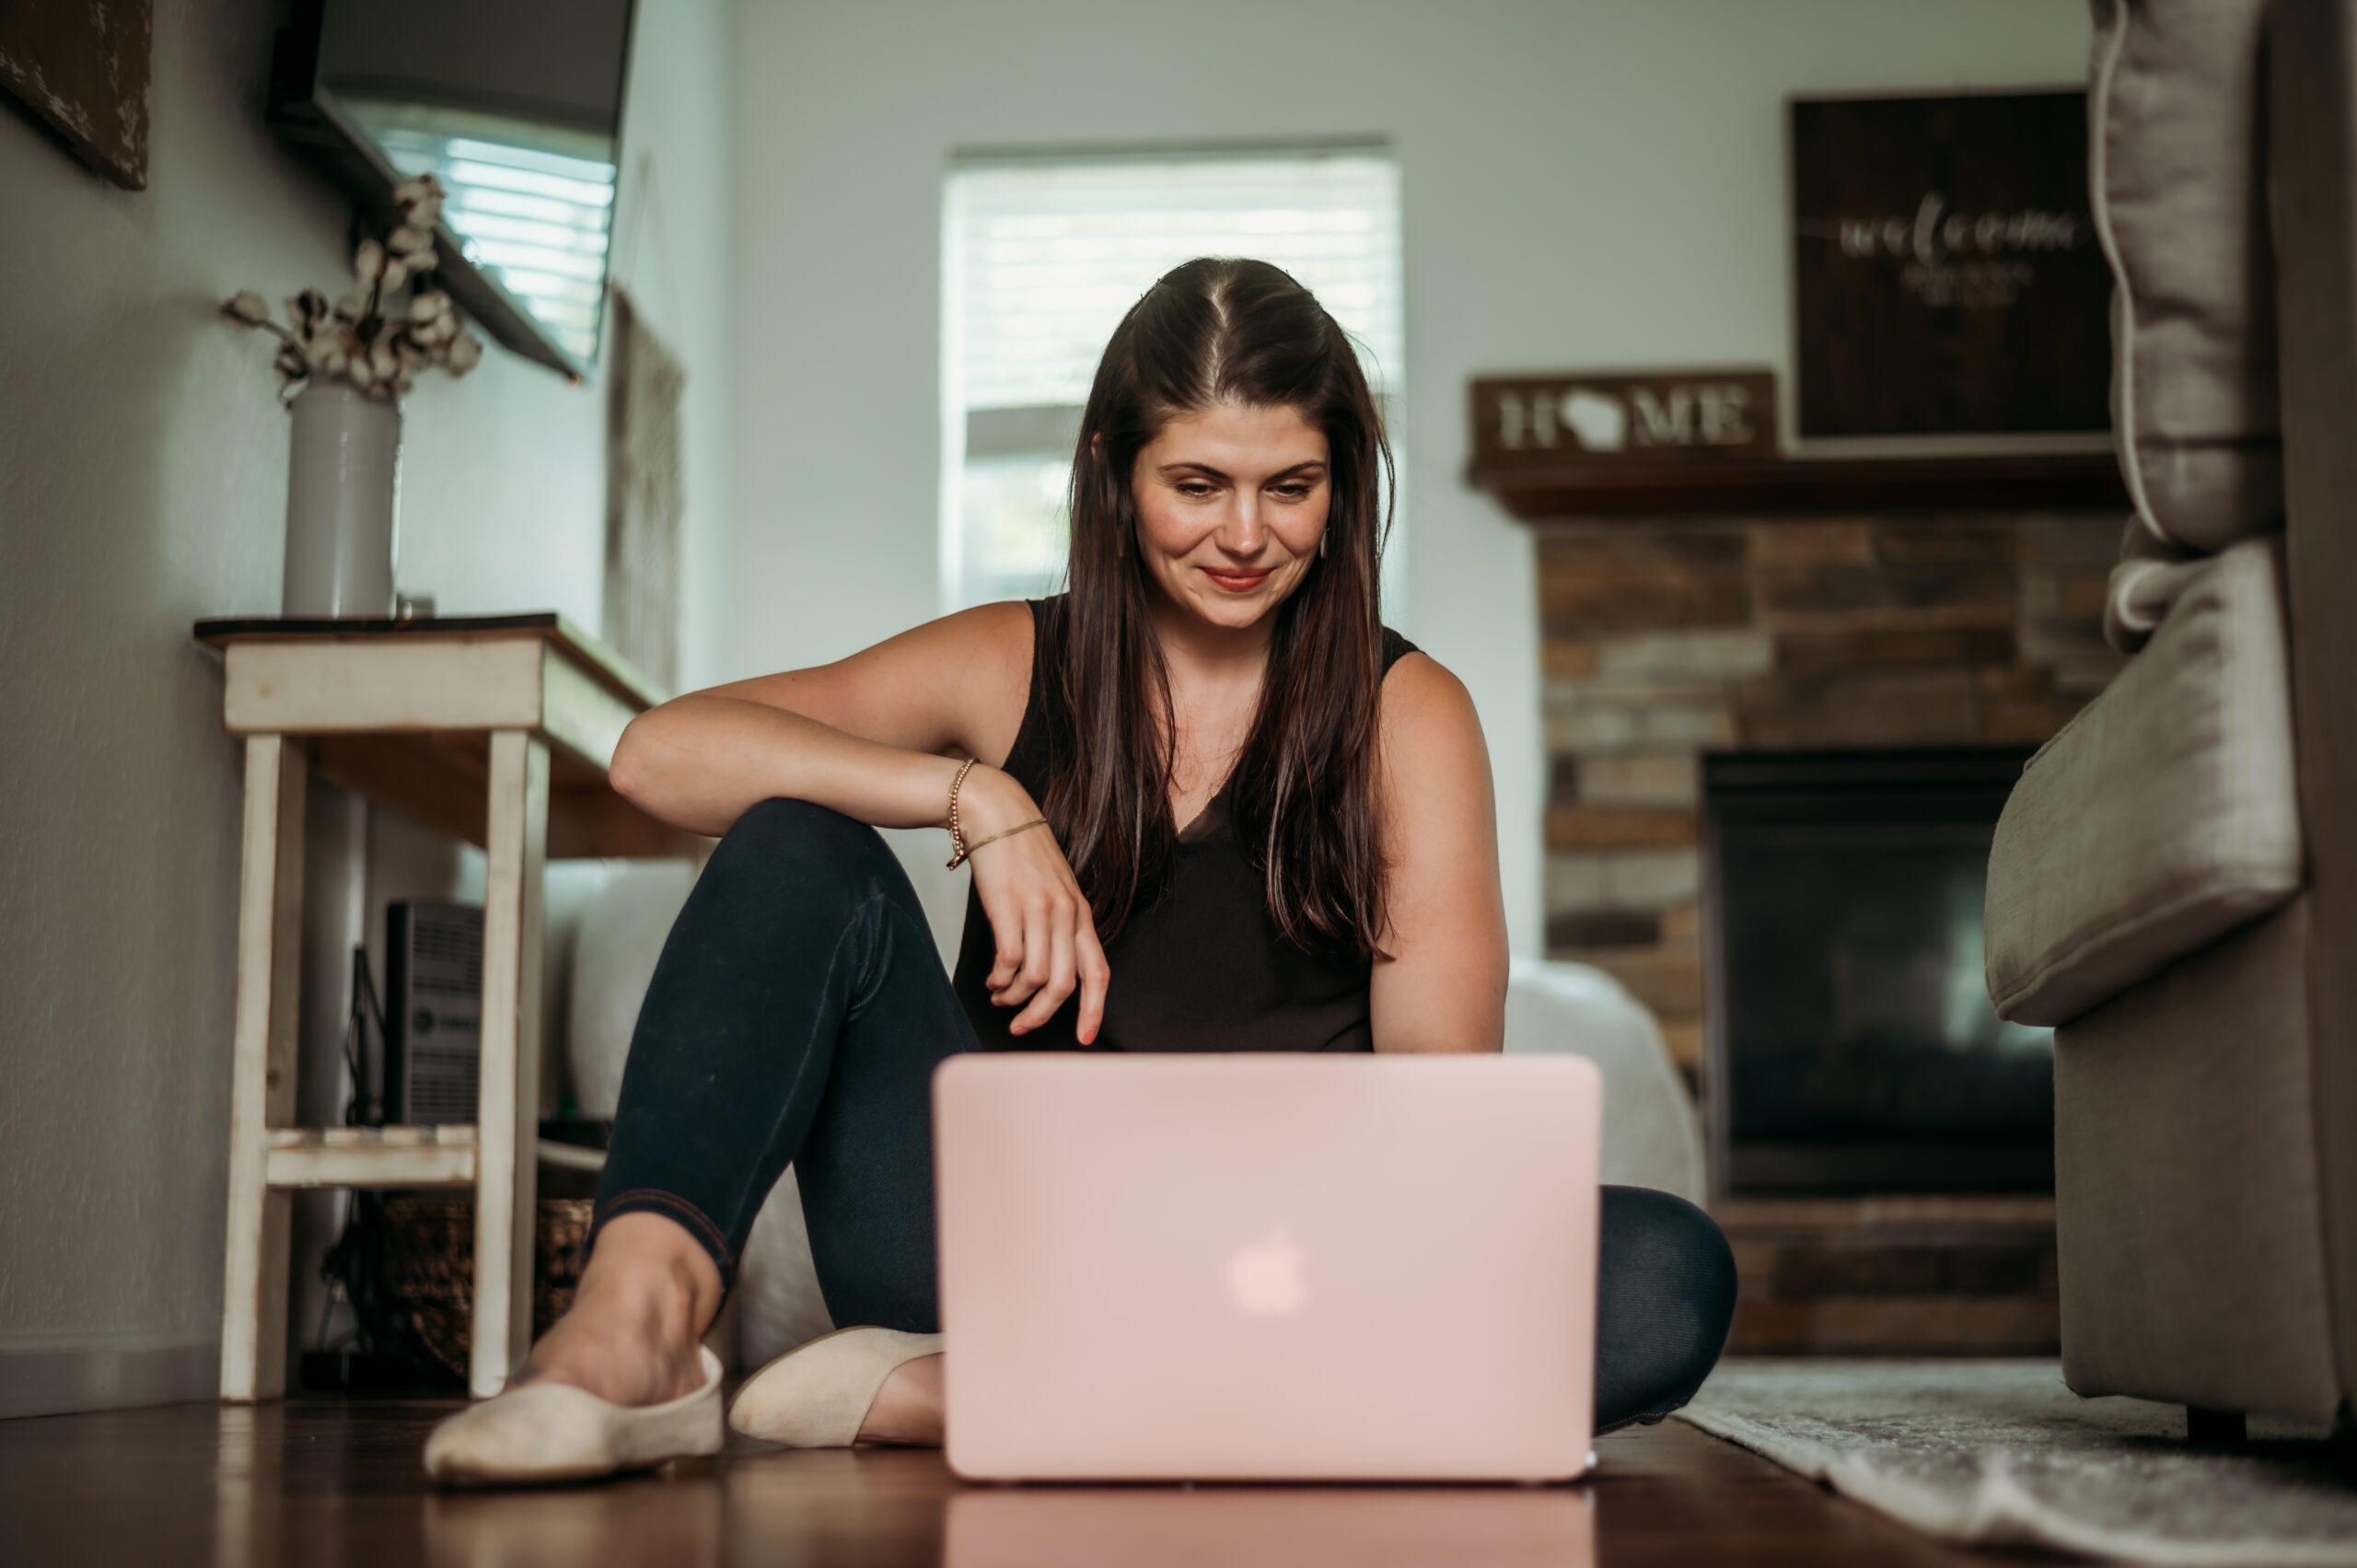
[1791,91,2108,440]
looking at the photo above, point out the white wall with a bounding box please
[722,0,2092,953]
[0,0,733,1417]
[0,0,2094,1418]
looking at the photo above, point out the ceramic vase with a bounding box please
[282,379,401,617]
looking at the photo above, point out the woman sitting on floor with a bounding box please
[425,257,1736,1483]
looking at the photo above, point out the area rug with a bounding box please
[1678,1360,2355,1565]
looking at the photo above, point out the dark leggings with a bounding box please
[594,798,1736,1432]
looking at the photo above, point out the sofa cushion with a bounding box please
[2088,0,2282,650]
[2054,897,2340,1421]
[1985,537,2300,1025]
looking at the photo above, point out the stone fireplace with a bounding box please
[1527,504,2125,1353]
[1536,514,2119,1081]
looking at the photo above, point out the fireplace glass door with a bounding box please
[1703,749,2052,1195]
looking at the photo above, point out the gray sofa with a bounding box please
[1983,0,2354,1429]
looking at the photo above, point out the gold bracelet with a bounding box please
[945,758,979,866]
[951,816,1049,868]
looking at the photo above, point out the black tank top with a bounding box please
[952,598,1419,1054]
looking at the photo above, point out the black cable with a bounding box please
[343,945,388,1126]
[318,946,379,1349]
[313,944,456,1384]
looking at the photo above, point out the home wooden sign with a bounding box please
[1469,369,1777,468]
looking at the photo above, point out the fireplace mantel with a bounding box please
[1469,448,2129,519]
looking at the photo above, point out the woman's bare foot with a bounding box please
[855,1353,945,1446]
[510,1213,722,1407]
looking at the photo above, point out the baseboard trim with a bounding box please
[0,1338,216,1420]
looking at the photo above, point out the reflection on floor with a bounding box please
[0,1397,2040,1566]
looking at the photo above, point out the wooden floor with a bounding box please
[0,1397,2053,1566]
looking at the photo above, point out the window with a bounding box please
[941,151,1404,612]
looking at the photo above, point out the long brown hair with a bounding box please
[1047,257,1395,953]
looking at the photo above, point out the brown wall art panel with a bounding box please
[0,0,150,189]
[604,290,686,694]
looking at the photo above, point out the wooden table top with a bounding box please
[192,612,668,712]
[192,612,694,857]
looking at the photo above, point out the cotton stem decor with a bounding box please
[219,174,484,401]
[221,175,488,617]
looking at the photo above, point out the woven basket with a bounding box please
[380,1194,593,1381]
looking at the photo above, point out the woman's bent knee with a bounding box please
[714,798,899,881]
[1595,1186,1736,1427]
[694,800,930,959]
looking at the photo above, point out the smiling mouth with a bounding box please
[1202,566,1274,592]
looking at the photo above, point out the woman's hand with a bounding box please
[958,766,1111,1043]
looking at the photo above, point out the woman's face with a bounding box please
[1130,401,1330,634]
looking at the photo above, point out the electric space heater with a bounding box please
[385,900,483,1127]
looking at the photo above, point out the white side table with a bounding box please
[195,615,689,1400]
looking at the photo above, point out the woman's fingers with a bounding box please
[1075,923,1110,1045]
[1012,909,1078,1036]
[970,830,1104,1038]
[998,897,1055,1025]
[986,891,1024,994]
[988,904,1034,1006]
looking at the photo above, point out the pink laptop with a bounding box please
[933,1053,1602,1482]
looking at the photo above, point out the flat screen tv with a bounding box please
[269,0,639,378]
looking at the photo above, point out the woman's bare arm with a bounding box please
[609,600,1109,1041]
[1367,654,1510,1054]
[608,601,1035,838]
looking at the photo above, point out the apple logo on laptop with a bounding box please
[1226,1227,1307,1317]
